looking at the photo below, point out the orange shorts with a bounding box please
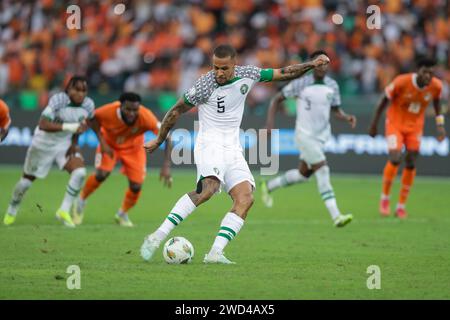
[95,146,147,184]
[385,123,422,152]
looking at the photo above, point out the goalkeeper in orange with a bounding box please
[73,92,172,227]
[369,58,446,219]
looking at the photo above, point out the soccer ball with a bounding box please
[162,237,194,264]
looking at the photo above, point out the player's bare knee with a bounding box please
[22,174,36,182]
[235,193,254,211]
[299,162,313,178]
[388,152,401,165]
[195,177,220,202]
[404,158,417,169]
[198,187,216,203]
[311,161,326,173]
[129,182,142,194]
[95,170,110,182]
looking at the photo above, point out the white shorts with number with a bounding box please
[194,142,255,193]
[295,132,326,167]
[23,142,71,178]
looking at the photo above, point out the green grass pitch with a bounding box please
[0,166,449,299]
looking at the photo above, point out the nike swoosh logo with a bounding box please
[217,95,226,100]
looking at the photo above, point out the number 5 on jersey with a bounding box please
[217,95,225,113]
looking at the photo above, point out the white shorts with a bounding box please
[295,132,326,167]
[23,142,71,178]
[194,143,255,194]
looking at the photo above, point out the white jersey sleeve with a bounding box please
[183,71,217,106]
[41,93,67,121]
[235,65,274,82]
[327,78,341,107]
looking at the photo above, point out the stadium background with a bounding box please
[0,0,449,174]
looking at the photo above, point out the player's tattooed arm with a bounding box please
[266,92,286,132]
[433,98,446,142]
[144,98,192,153]
[87,117,113,157]
[272,54,330,81]
[368,95,389,137]
[332,106,357,128]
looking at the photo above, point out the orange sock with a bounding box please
[120,189,141,213]
[399,168,416,205]
[80,174,101,200]
[382,161,399,197]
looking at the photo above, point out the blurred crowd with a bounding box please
[0,0,449,111]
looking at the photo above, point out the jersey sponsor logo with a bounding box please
[240,84,249,95]
[424,93,432,101]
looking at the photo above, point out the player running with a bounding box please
[140,44,330,264]
[260,50,356,227]
[0,99,11,142]
[72,92,172,227]
[3,76,93,227]
[369,58,446,218]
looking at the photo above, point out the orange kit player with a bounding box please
[73,92,172,227]
[0,99,11,142]
[369,58,446,218]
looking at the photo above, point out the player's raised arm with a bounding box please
[144,98,192,154]
[368,94,389,137]
[272,54,330,82]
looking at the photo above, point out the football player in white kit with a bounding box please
[3,76,94,227]
[140,45,330,264]
[261,50,357,227]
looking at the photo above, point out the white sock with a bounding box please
[210,212,244,255]
[315,165,341,220]
[267,169,308,192]
[60,168,86,212]
[396,203,405,209]
[7,177,33,216]
[154,194,197,242]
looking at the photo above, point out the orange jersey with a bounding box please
[385,73,442,132]
[0,99,11,129]
[95,101,160,150]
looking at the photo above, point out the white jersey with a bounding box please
[184,65,273,148]
[32,92,95,149]
[282,73,341,142]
